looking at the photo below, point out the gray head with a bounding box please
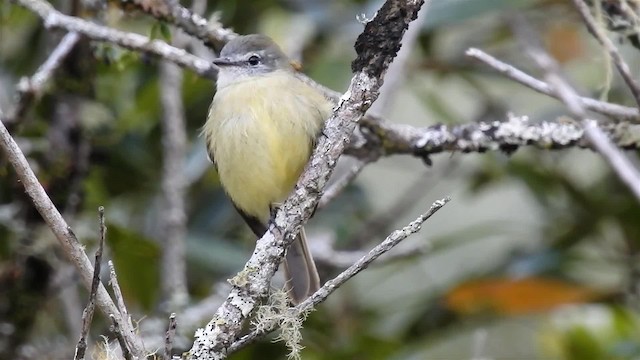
[213,35,292,87]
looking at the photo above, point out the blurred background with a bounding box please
[1,0,640,359]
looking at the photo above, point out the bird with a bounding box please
[202,34,333,304]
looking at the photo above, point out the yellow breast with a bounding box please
[203,70,332,223]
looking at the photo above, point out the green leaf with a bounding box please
[159,22,172,42]
[150,21,172,42]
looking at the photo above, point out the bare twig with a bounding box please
[465,48,640,120]
[572,0,640,108]
[15,0,216,79]
[512,13,640,202]
[317,159,371,209]
[121,0,236,50]
[228,197,449,353]
[0,119,145,356]
[187,1,426,358]
[74,206,107,360]
[305,199,448,307]
[108,260,132,329]
[110,314,134,360]
[164,313,177,360]
[4,32,81,123]
[313,241,431,268]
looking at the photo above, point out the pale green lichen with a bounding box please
[251,289,312,360]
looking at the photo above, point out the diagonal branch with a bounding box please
[4,31,81,124]
[572,0,640,108]
[186,1,427,359]
[228,197,449,353]
[465,48,640,121]
[511,12,640,202]
[0,118,146,356]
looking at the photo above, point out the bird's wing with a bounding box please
[234,204,268,237]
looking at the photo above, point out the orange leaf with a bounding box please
[445,277,599,316]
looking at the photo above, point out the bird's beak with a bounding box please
[212,58,234,67]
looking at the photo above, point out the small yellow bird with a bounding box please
[203,35,333,303]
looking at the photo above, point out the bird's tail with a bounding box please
[284,228,320,304]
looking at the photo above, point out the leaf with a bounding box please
[445,277,600,316]
[159,22,172,42]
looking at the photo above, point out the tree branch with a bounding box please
[3,31,81,124]
[511,12,640,202]
[228,197,449,353]
[186,1,426,358]
[465,48,639,121]
[121,0,236,50]
[14,0,216,79]
[317,158,372,209]
[0,119,145,356]
[346,115,640,161]
[572,0,640,108]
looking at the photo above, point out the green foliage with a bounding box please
[150,21,172,43]
[107,224,160,310]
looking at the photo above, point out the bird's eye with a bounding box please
[248,55,261,66]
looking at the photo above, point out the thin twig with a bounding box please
[228,197,449,353]
[348,171,437,248]
[108,260,131,328]
[465,48,640,120]
[314,241,431,268]
[0,118,145,356]
[73,206,107,360]
[164,313,177,360]
[513,13,640,202]
[5,32,81,123]
[317,159,371,209]
[572,0,640,108]
[110,314,134,360]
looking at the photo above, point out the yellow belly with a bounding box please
[203,70,332,223]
